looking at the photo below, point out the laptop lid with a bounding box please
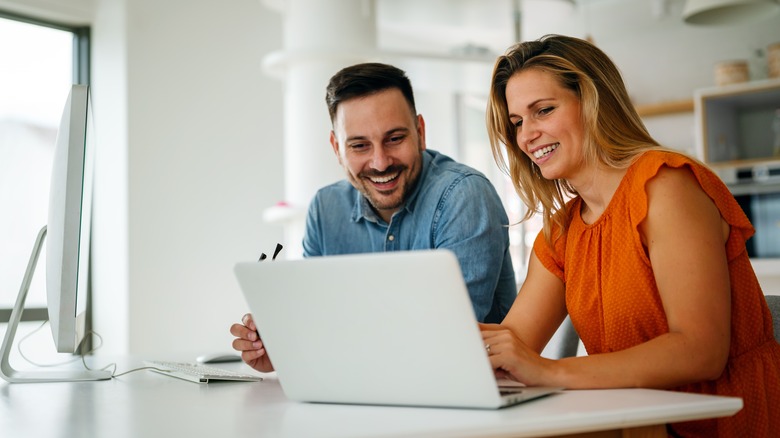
[234,250,559,409]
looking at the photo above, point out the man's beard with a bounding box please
[350,154,423,217]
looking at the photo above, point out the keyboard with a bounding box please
[144,360,264,384]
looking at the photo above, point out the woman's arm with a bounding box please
[496,252,568,353]
[480,251,567,384]
[484,166,732,389]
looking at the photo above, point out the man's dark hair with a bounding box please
[325,62,417,124]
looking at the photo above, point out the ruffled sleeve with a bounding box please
[626,150,754,262]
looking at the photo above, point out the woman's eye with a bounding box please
[512,119,523,128]
[539,106,554,115]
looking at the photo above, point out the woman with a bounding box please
[483,34,780,437]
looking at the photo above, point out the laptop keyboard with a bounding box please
[499,387,525,396]
[144,360,264,384]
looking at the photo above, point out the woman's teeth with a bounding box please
[533,143,559,159]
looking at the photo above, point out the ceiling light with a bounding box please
[683,0,780,25]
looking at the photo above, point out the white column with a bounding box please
[261,0,377,258]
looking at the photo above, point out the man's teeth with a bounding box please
[371,173,399,183]
[533,143,559,159]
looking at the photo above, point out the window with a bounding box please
[0,11,89,324]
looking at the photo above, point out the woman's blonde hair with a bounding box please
[486,34,662,243]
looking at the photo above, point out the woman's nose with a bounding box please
[517,119,540,148]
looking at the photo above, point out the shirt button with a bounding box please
[388,235,395,241]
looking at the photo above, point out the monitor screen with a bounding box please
[46,83,94,354]
[0,84,111,382]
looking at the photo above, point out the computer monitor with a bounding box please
[0,84,112,383]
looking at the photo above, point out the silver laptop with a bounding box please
[234,249,561,409]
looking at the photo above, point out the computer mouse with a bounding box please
[195,352,243,364]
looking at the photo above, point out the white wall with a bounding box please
[90,0,285,356]
[90,0,129,355]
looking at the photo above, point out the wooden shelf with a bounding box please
[635,99,694,117]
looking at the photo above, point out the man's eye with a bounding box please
[349,143,368,150]
[388,135,405,144]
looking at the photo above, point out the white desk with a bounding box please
[0,358,742,438]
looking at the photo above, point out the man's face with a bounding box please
[330,88,426,223]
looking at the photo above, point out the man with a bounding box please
[307,62,516,322]
[231,63,516,371]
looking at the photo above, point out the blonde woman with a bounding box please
[483,34,780,437]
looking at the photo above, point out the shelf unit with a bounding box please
[693,79,780,179]
[693,79,780,260]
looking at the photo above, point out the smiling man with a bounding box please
[303,62,517,323]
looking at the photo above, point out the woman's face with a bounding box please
[505,68,586,181]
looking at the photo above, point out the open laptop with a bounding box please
[234,249,562,409]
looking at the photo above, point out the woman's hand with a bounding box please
[230,313,275,373]
[480,323,554,386]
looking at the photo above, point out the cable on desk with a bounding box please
[17,320,102,367]
[16,321,241,380]
[17,320,163,378]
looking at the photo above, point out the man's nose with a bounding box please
[370,146,391,171]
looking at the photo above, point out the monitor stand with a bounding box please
[0,226,112,383]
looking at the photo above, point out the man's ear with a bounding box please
[417,114,427,151]
[330,131,343,164]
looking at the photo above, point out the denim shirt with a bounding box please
[303,149,517,323]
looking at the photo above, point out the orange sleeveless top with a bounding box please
[534,150,780,437]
